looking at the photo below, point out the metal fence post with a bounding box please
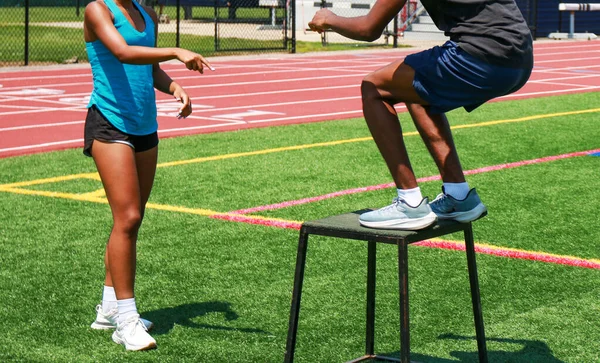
[24,0,30,66]
[214,0,220,51]
[320,0,327,46]
[393,14,398,48]
[176,0,181,47]
[291,0,296,52]
[531,0,538,39]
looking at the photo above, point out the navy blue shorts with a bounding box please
[83,105,159,157]
[404,41,532,114]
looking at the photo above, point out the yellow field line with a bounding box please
[0,172,98,188]
[451,107,600,129]
[0,108,600,196]
[156,137,373,168]
[156,107,600,168]
[145,202,302,224]
[0,186,108,204]
[0,185,300,225]
[80,188,106,198]
[2,107,599,189]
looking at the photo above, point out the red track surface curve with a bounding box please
[1,40,599,158]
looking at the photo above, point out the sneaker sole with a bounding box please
[359,212,437,230]
[90,321,115,330]
[437,204,488,223]
[91,318,154,331]
[112,331,157,351]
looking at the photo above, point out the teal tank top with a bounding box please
[86,0,157,135]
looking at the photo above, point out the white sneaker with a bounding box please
[91,304,154,331]
[112,314,157,351]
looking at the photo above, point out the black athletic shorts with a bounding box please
[83,105,159,157]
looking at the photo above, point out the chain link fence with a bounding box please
[3,0,580,67]
[1,0,91,66]
[0,0,292,66]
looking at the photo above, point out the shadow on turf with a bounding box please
[142,301,270,335]
[377,333,564,362]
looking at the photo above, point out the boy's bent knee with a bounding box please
[360,79,381,101]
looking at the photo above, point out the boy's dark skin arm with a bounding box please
[309,0,407,41]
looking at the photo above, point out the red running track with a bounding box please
[1,40,599,158]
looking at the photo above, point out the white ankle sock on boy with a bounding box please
[397,187,423,207]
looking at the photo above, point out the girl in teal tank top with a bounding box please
[83,0,214,351]
[86,0,157,135]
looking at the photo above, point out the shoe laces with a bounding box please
[381,197,407,212]
[430,192,457,213]
[430,192,448,205]
[122,315,148,335]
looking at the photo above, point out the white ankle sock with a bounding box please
[101,285,117,313]
[117,298,138,325]
[443,182,470,200]
[397,187,423,207]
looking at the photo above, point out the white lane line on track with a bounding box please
[0,95,361,130]
[528,74,600,83]
[0,107,86,117]
[0,139,82,154]
[534,49,600,57]
[0,93,91,108]
[0,108,375,154]
[1,54,598,94]
[498,85,600,99]
[0,56,399,83]
[211,110,286,120]
[0,72,364,92]
[0,120,84,132]
[534,80,600,88]
[0,84,360,117]
[532,65,600,73]
[0,65,596,109]
[533,43,600,52]
[0,81,597,121]
[0,88,64,96]
[534,56,600,64]
[189,96,360,114]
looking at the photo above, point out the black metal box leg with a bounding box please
[398,239,410,363]
[284,228,309,363]
[366,240,377,356]
[464,223,488,363]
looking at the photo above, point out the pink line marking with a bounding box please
[230,148,600,214]
[210,213,302,230]
[415,240,600,270]
[230,183,395,214]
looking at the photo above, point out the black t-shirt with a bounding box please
[420,0,533,69]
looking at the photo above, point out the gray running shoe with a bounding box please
[429,188,487,223]
[359,197,437,230]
